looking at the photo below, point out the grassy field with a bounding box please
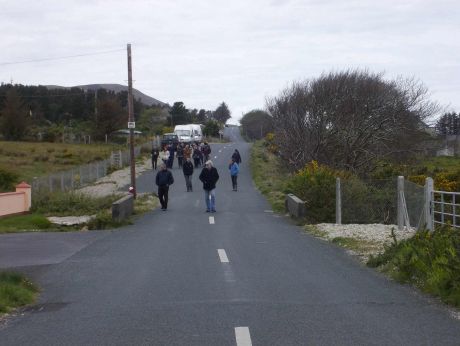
[0,141,123,184]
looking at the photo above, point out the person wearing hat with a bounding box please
[199,160,219,212]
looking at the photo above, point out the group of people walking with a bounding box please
[152,142,241,212]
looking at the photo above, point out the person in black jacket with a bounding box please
[155,163,174,210]
[182,157,194,192]
[199,160,219,212]
[231,149,241,164]
[151,147,159,170]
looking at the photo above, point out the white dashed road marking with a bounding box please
[217,249,229,263]
[235,327,252,346]
[219,150,222,153]
[209,216,215,224]
[214,156,217,159]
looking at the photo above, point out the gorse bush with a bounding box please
[287,161,346,222]
[368,227,460,307]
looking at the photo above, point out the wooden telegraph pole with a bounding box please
[127,43,136,198]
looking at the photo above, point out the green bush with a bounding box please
[0,168,18,192]
[368,227,460,307]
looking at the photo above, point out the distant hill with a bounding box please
[45,83,167,107]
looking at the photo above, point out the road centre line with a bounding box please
[235,327,252,346]
[209,216,215,224]
[217,249,229,263]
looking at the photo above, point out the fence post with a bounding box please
[397,176,404,231]
[336,177,342,225]
[425,177,434,231]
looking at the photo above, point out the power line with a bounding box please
[0,48,125,66]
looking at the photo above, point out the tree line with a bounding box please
[0,84,232,141]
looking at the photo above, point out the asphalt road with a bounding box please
[1,126,460,345]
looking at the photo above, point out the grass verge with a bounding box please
[0,214,52,234]
[250,140,290,213]
[0,272,38,314]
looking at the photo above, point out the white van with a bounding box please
[190,124,203,143]
[174,125,193,143]
[174,124,203,144]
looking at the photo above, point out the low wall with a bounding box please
[0,182,31,217]
[112,195,134,222]
[285,193,306,218]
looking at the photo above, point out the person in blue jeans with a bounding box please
[199,160,219,212]
[229,158,239,191]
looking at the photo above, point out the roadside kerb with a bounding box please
[285,193,306,218]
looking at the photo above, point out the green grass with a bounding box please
[417,156,460,174]
[0,141,123,184]
[250,141,290,213]
[0,272,38,313]
[0,214,52,233]
[32,191,122,216]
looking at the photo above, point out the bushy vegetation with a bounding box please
[368,227,460,307]
[0,272,38,313]
[0,168,18,192]
[31,191,121,216]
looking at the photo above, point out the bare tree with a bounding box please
[267,70,438,173]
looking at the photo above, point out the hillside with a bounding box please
[45,84,167,107]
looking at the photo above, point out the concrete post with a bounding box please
[425,177,434,231]
[16,182,31,211]
[336,177,342,224]
[397,176,404,231]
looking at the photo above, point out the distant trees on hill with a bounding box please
[436,112,459,135]
[240,110,273,140]
[0,83,233,141]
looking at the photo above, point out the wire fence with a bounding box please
[30,142,154,198]
[339,177,425,229]
[404,180,426,229]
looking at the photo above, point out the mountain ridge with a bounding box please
[45,83,167,107]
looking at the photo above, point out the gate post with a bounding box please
[397,176,404,231]
[336,177,342,225]
[425,177,434,231]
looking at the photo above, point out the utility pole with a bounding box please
[127,43,136,198]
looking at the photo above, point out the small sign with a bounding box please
[218,130,223,135]
[128,122,135,129]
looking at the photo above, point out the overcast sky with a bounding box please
[1,0,459,124]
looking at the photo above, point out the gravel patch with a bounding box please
[307,223,416,262]
[77,157,151,198]
[314,223,416,244]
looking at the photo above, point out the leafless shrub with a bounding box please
[266,70,439,173]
